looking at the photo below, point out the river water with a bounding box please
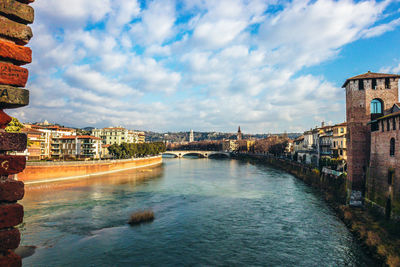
[20,158,374,266]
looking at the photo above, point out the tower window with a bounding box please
[358,79,364,90]
[387,119,390,131]
[372,79,377,89]
[381,120,384,132]
[390,138,395,156]
[393,118,396,130]
[388,169,394,185]
[371,99,383,114]
[385,78,390,89]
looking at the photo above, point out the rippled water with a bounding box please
[20,158,374,266]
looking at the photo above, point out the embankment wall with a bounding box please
[237,154,347,204]
[17,156,162,183]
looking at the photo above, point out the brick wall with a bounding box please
[0,0,35,265]
[368,116,400,219]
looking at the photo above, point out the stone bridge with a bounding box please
[163,151,231,158]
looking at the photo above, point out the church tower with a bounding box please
[343,71,400,204]
[189,129,194,142]
[237,126,242,141]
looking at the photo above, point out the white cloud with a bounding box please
[16,0,400,133]
[130,0,176,45]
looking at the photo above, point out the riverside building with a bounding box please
[343,71,400,218]
[92,127,145,145]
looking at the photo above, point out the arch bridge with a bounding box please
[163,151,231,158]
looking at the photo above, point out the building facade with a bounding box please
[343,71,400,216]
[59,135,102,159]
[92,127,145,145]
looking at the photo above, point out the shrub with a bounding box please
[366,231,381,247]
[128,210,154,225]
[387,255,400,267]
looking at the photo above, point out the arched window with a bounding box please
[390,138,395,156]
[371,99,383,114]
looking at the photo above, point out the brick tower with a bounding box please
[343,71,400,205]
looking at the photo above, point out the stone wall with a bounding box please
[18,156,163,183]
[345,77,399,199]
[368,120,400,219]
[0,0,34,266]
[236,154,347,204]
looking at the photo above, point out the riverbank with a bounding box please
[17,156,162,184]
[235,153,400,267]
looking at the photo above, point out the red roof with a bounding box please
[342,71,400,87]
[77,135,102,140]
[59,135,76,140]
[21,127,43,134]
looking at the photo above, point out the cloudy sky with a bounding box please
[10,0,400,133]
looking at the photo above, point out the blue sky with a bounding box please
[10,0,400,133]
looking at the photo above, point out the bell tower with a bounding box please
[343,71,400,205]
[237,126,242,141]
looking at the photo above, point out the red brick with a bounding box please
[0,250,21,267]
[0,40,31,65]
[0,155,26,175]
[0,179,24,202]
[0,132,27,151]
[0,109,12,129]
[0,203,23,228]
[0,0,34,24]
[0,228,20,250]
[0,16,32,45]
[0,62,28,87]
[0,85,29,109]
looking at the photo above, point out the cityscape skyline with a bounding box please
[8,0,400,133]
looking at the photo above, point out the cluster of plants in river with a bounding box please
[108,142,166,158]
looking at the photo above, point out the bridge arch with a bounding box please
[182,152,206,158]
[208,152,230,158]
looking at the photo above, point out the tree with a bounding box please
[5,117,24,133]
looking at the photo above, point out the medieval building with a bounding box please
[343,71,400,218]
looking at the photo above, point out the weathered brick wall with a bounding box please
[346,78,399,195]
[368,118,400,219]
[18,156,163,183]
[0,0,34,266]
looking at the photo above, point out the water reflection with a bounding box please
[20,159,375,266]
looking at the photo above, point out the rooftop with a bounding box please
[342,71,400,88]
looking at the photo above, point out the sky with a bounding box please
[9,0,400,133]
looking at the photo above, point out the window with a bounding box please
[387,119,390,131]
[382,120,384,132]
[385,78,390,89]
[340,128,344,133]
[388,170,394,185]
[371,99,383,114]
[393,118,397,130]
[372,78,377,89]
[390,138,395,156]
[358,79,364,90]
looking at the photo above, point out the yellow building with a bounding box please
[331,122,347,160]
[92,127,145,145]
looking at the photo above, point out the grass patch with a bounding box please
[128,210,154,225]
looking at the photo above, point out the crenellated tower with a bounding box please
[343,71,400,205]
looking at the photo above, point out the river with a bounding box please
[19,158,374,266]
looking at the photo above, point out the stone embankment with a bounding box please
[235,153,400,267]
[17,156,163,184]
